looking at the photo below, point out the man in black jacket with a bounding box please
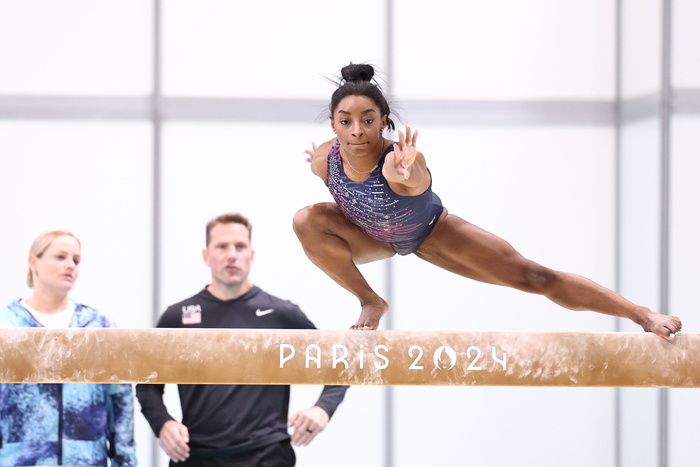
[136,213,348,467]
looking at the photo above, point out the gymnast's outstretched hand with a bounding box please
[389,125,419,180]
[289,406,330,447]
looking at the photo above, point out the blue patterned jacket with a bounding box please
[0,300,137,466]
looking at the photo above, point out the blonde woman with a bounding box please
[0,231,137,466]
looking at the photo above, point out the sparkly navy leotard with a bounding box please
[327,140,444,255]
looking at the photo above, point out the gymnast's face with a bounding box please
[29,235,81,293]
[331,95,387,155]
[203,222,255,289]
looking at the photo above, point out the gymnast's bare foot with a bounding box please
[350,298,389,330]
[641,310,682,341]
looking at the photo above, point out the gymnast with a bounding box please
[293,63,682,339]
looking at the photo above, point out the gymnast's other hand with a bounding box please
[304,141,318,163]
[159,420,190,463]
[305,140,333,181]
[289,406,329,447]
[305,140,332,165]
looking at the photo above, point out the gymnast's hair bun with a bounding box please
[341,63,374,83]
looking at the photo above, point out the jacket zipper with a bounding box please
[58,384,63,465]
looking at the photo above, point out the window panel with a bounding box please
[673,0,700,87]
[393,0,615,100]
[0,0,152,95]
[162,0,385,98]
[620,0,662,98]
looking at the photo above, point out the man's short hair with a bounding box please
[205,213,252,246]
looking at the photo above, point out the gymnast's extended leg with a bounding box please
[415,212,682,339]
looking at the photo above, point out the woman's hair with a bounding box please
[27,231,80,288]
[329,63,396,131]
[205,213,253,246]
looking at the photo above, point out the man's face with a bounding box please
[203,222,254,288]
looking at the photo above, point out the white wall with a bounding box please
[0,0,151,95]
[668,115,700,467]
[0,1,697,466]
[667,4,700,458]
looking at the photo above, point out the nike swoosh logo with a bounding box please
[255,308,274,317]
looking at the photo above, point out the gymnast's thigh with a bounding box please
[295,202,396,264]
[415,213,536,286]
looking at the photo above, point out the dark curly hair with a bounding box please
[328,63,396,131]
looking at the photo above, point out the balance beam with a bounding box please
[0,328,696,387]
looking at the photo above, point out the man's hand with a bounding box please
[289,406,330,447]
[159,420,190,463]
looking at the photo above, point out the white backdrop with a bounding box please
[0,1,698,466]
